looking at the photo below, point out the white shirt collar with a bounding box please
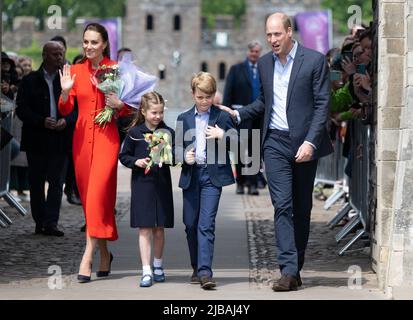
[194,106,211,116]
[273,39,298,62]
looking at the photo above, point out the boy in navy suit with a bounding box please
[176,72,237,290]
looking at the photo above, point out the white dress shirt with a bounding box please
[43,68,57,119]
[194,107,210,164]
[236,41,316,149]
[269,40,298,131]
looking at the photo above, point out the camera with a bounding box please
[342,50,353,63]
[1,72,11,84]
[356,64,366,75]
[330,70,341,81]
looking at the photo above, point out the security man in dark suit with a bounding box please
[223,40,263,195]
[16,41,76,236]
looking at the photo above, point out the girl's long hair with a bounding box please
[127,91,165,130]
[79,23,111,64]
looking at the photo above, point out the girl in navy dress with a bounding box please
[119,91,174,287]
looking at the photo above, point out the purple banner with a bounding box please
[84,18,121,60]
[295,11,331,55]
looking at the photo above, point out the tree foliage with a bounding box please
[2,0,247,30]
[201,0,246,28]
[16,39,81,70]
[321,0,373,34]
[2,0,126,30]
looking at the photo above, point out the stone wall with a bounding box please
[375,0,413,297]
[2,0,323,109]
[2,16,83,53]
[122,0,322,109]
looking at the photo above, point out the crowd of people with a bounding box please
[315,24,373,208]
[0,11,373,292]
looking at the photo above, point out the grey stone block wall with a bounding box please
[123,0,321,110]
[376,0,413,296]
[2,0,321,110]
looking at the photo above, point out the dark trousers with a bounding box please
[235,121,258,187]
[26,152,68,228]
[263,130,318,276]
[64,152,79,198]
[183,166,222,278]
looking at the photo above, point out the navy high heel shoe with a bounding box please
[77,263,92,283]
[77,274,91,283]
[96,253,113,277]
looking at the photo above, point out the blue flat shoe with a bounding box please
[139,274,153,287]
[153,266,165,282]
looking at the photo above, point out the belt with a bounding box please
[268,128,290,137]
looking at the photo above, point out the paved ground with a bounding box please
[0,164,387,300]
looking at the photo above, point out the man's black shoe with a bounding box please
[272,274,298,292]
[257,173,267,189]
[190,270,200,284]
[236,184,244,194]
[200,276,216,290]
[43,226,64,237]
[67,193,82,205]
[35,225,44,235]
[257,180,266,189]
[297,272,302,287]
[248,185,259,195]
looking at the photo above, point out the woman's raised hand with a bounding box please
[59,64,76,93]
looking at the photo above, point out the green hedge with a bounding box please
[6,39,82,70]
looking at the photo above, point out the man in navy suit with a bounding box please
[222,13,333,291]
[223,40,263,195]
[176,72,237,290]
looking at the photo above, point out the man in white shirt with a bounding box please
[16,42,76,237]
[220,13,333,291]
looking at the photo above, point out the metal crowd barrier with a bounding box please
[335,120,370,255]
[315,132,348,211]
[0,96,27,227]
[315,120,371,256]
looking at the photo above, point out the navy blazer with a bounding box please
[223,60,255,107]
[176,105,236,189]
[238,44,333,159]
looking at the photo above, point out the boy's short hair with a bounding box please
[191,72,216,95]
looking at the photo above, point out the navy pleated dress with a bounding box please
[119,121,174,228]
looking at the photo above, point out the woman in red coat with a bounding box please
[59,23,129,282]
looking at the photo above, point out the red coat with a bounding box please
[59,56,129,241]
